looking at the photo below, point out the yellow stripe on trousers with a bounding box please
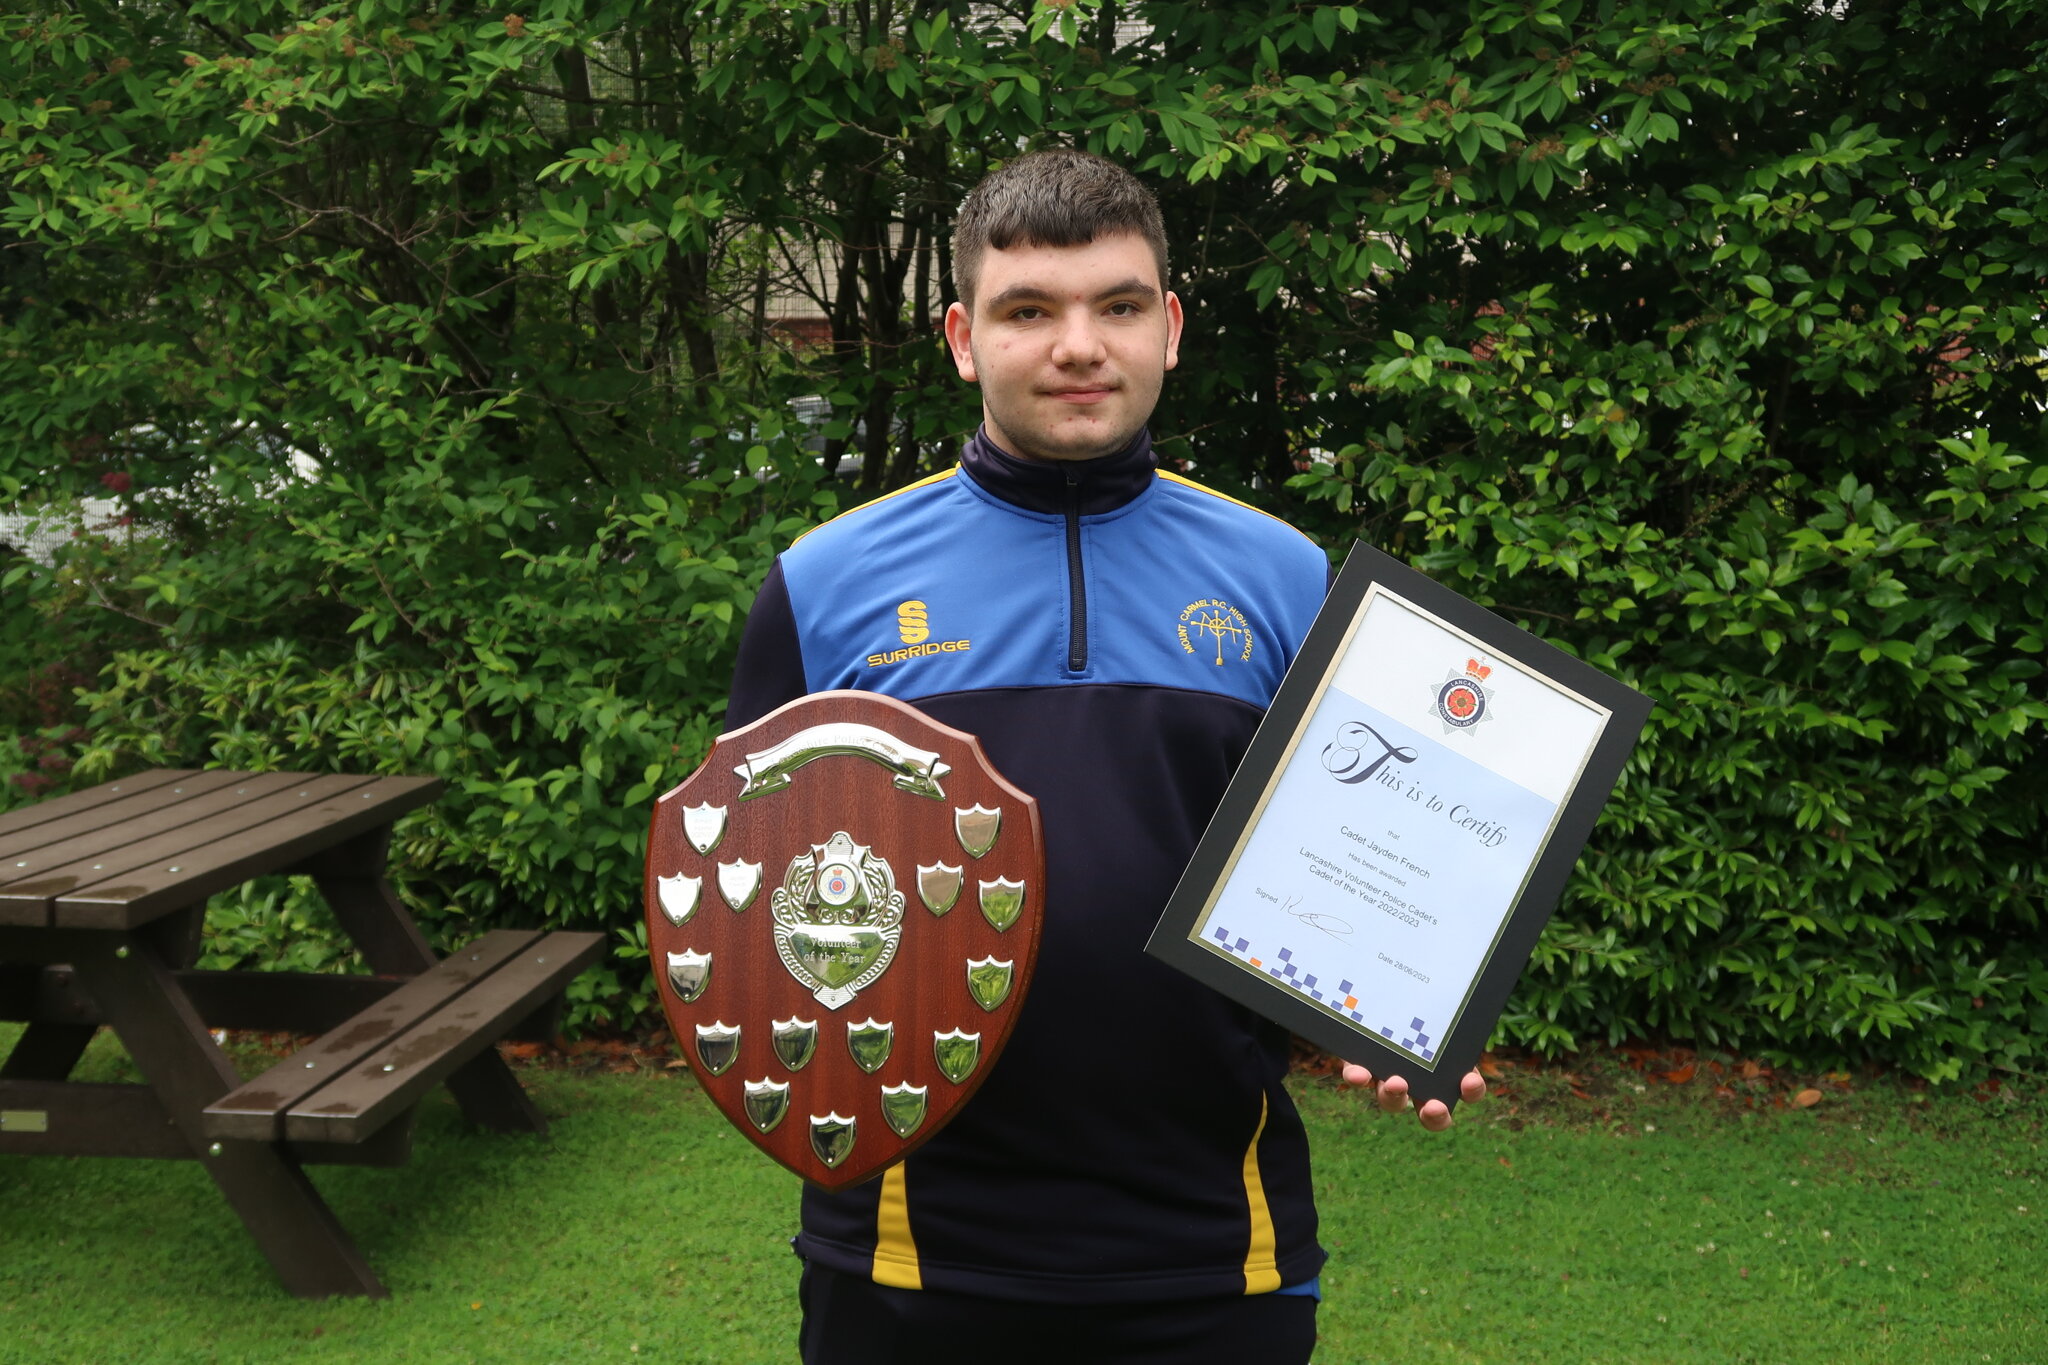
[871,1162,923,1289]
[1241,1092,1282,1293]
[866,1119,1276,1294]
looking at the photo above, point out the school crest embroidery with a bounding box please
[1177,598,1254,666]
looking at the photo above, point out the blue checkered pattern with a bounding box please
[1209,925,1435,1062]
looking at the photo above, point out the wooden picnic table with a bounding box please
[0,769,604,1298]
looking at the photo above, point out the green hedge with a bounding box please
[17,450,825,1026]
[2,0,2042,1073]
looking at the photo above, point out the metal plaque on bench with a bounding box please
[645,690,1044,1190]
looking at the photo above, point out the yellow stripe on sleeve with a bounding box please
[1154,470,1321,545]
[1241,1092,1282,1294]
[793,466,959,545]
[871,1161,923,1289]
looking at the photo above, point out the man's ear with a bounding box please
[1163,291,1184,373]
[943,301,978,383]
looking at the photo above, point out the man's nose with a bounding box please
[1049,312,1108,366]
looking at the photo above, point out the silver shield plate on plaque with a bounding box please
[694,1021,741,1076]
[933,1029,981,1084]
[977,877,1026,932]
[717,859,762,912]
[743,1078,790,1133]
[771,831,905,1010]
[682,802,727,856]
[809,1113,857,1169]
[666,949,711,1003]
[657,872,702,926]
[965,956,1014,1012]
[771,1017,818,1071]
[846,1018,894,1074]
[917,862,963,915]
[880,1083,928,1138]
[954,804,1001,858]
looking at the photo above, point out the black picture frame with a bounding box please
[1144,542,1653,1110]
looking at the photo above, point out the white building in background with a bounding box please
[0,499,127,567]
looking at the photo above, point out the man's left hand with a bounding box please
[1340,1064,1486,1133]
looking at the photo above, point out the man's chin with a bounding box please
[1003,420,1137,464]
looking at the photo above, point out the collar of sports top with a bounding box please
[960,424,1158,517]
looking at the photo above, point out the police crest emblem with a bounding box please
[645,690,1044,1189]
[1433,657,1495,734]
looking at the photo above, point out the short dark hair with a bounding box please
[952,149,1169,310]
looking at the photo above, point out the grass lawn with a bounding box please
[1,1026,2041,1364]
[1304,1064,2044,1364]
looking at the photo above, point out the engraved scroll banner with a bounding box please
[646,691,1045,1190]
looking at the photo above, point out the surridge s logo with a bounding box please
[1177,598,1254,666]
[868,599,972,669]
[896,600,929,644]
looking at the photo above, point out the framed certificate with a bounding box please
[1145,543,1652,1109]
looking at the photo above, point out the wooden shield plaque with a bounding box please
[645,690,1044,1190]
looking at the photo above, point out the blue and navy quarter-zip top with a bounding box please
[727,427,1332,1305]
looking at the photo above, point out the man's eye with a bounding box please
[1010,306,1046,320]
[1106,302,1141,317]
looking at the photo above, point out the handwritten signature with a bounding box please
[1284,895,1353,941]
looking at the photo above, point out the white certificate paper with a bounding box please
[1188,584,1611,1069]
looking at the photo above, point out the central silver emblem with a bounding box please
[771,831,906,1010]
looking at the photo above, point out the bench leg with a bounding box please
[0,1020,97,1081]
[66,932,388,1298]
[9,904,218,1088]
[143,901,210,970]
[299,829,439,971]
[306,845,551,1137]
[444,1050,549,1136]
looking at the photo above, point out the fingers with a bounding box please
[1339,1061,1412,1114]
[1419,1071,1485,1129]
[1339,1064,1419,1115]
[1340,1064,1487,1130]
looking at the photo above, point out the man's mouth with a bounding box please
[1044,386,1117,403]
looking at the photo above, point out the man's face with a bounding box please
[943,232,1183,463]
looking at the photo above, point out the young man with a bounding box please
[726,149,1482,1364]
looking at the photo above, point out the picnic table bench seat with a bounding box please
[204,928,603,1146]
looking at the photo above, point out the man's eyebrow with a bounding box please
[983,278,1161,311]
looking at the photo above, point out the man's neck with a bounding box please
[960,426,1157,516]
